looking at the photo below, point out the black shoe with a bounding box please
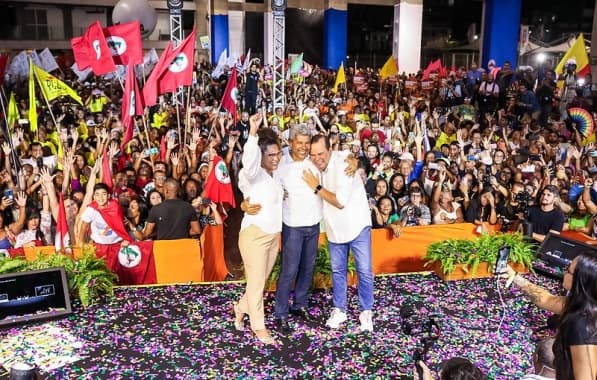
[289,307,314,322]
[276,317,291,333]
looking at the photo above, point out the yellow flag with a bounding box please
[380,56,398,81]
[28,60,37,132]
[32,64,83,105]
[7,92,19,129]
[333,62,345,93]
[555,33,590,88]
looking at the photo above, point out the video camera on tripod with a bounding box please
[400,305,441,379]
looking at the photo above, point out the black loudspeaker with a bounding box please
[0,267,72,328]
[537,233,597,269]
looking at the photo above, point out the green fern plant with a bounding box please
[424,232,535,276]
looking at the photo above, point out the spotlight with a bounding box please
[536,53,546,63]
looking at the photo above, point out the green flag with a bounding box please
[289,53,303,75]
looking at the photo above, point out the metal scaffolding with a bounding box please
[169,6,184,105]
[272,11,285,110]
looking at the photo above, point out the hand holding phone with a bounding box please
[494,246,511,275]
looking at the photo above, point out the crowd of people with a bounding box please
[1,52,596,378]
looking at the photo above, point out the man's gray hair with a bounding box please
[289,124,311,141]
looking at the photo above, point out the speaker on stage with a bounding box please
[0,267,72,328]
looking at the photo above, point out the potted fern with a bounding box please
[424,233,534,281]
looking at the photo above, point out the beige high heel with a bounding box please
[254,329,276,345]
[232,303,245,331]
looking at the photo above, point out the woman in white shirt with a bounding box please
[234,113,283,345]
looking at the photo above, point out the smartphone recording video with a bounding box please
[494,246,511,275]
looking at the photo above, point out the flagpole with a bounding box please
[175,94,182,150]
[0,87,22,180]
[184,86,192,149]
[140,113,154,169]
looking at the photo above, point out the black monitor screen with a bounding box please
[0,267,72,327]
[538,233,597,269]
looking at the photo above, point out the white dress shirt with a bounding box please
[238,135,283,234]
[279,152,322,227]
[321,152,371,243]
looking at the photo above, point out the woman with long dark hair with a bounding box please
[552,253,597,379]
[505,252,597,379]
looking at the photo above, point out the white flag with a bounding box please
[38,48,59,72]
[7,51,29,78]
[136,48,159,79]
[211,48,228,79]
[71,62,93,82]
[240,49,252,74]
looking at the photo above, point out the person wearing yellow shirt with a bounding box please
[334,113,353,134]
[433,120,457,151]
[269,107,286,130]
[85,89,110,114]
[152,107,169,129]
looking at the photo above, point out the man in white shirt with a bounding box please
[272,124,322,333]
[303,134,374,332]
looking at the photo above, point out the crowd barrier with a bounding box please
[18,223,525,285]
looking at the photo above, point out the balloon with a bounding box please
[112,0,157,39]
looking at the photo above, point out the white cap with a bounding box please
[400,152,414,161]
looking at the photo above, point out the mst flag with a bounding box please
[220,67,238,120]
[70,21,116,75]
[121,63,145,149]
[203,155,236,208]
[32,64,83,105]
[55,193,71,253]
[159,27,196,93]
[142,43,173,106]
[104,21,143,65]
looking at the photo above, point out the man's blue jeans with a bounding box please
[274,223,320,318]
[328,226,374,312]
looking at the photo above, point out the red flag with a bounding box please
[102,149,114,191]
[159,135,167,161]
[142,42,173,106]
[114,241,157,285]
[121,63,144,149]
[89,199,130,241]
[70,21,116,75]
[220,67,239,120]
[423,59,442,79]
[159,27,196,93]
[203,155,236,208]
[440,65,447,78]
[0,55,8,85]
[55,193,71,253]
[103,21,143,66]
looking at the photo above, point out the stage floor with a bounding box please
[0,272,560,379]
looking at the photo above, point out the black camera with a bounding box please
[401,305,441,379]
[407,206,422,218]
[514,190,532,207]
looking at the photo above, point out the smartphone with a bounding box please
[589,150,597,158]
[529,154,541,161]
[3,189,13,201]
[490,144,497,150]
[36,157,44,169]
[494,246,511,275]
[467,155,476,161]
[201,197,212,205]
[428,162,439,170]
